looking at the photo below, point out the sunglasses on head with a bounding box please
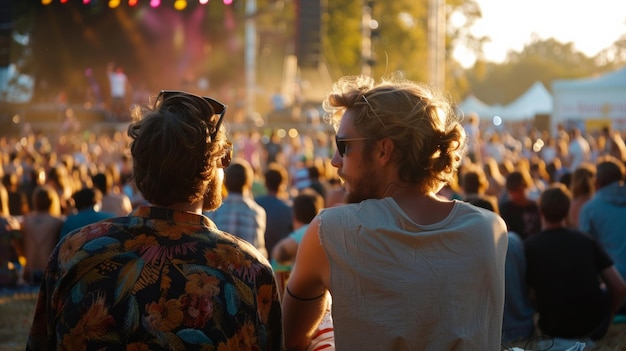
[157,90,228,142]
[157,90,232,168]
[335,135,370,157]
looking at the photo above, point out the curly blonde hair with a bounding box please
[323,74,466,193]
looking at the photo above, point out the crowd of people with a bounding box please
[0,73,625,349]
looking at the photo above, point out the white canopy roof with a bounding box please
[456,95,503,119]
[499,81,553,121]
[552,65,626,131]
[553,65,626,90]
[457,81,553,122]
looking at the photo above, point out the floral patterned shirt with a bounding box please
[27,206,282,350]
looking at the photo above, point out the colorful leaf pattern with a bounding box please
[26,206,282,350]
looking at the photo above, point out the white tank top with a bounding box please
[318,198,508,351]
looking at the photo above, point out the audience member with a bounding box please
[463,112,481,163]
[482,156,506,200]
[306,162,327,200]
[499,171,541,240]
[46,164,73,215]
[483,132,508,164]
[525,183,626,341]
[27,90,282,350]
[21,165,47,211]
[579,157,626,313]
[106,61,132,121]
[272,190,335,351]
[271,189,324,273]
[324,177,346,207]
[528,158,550,201]
[599,126,626,162]
[461,164,499,214]
[264,130,283,164]
[466,197,535,344]
[255,163,293,256]
[567,163,595,228]
[206,158,268,258]
[21,185,63,284]
[502,230,536,343]
[566,127,591,172]
[60,187,115,238]
[92,171,133,216]
[2,173,29,216]
[0,183,22,287]
[282,74,508,350]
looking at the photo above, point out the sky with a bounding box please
[453,0,626,68]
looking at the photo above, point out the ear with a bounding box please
[377,138,395,165]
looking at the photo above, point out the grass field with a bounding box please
[1,291,624,350]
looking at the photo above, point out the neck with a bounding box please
[541,220,565,230]
[157,201,203,214]
[382,181,416,198]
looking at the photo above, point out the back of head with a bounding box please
[47,164,68,188]
[72,187,101,211]
[308,164,321,181]
[323,73,466,193]
[570,163,595,197]
[128,92,229,206]
[595,157,625,188]
[462,167,486,194]
[32,185,60,215]
[292,189,324,224]
[224,159,253,194]
[91,172,110,195]
[505,171,527,192]
[539,183,571,223]
[569,127,582,138]
[264,163,288,193]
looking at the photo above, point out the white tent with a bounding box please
[456,95,503,119]
[499,81,553,121]
[552,66,626,131]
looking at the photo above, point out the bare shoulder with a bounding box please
[291,217,329,289]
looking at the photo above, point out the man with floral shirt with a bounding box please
[27,91,282,350]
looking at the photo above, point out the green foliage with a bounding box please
[464,37,622,105]
[9,0,626,112]
[323,0,485,100]
[323,0,363,76]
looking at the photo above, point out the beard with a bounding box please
[202,175,223,211]
[344,160,380,204]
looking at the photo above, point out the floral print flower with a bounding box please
[145,297,184,332]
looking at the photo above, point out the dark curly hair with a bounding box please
[127,92,229,206]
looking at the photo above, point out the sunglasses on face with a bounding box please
[335,135,370,157]
[157,90,228,142]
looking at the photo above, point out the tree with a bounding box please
[464,37,605,105]
[595,34,626,70]
[323,0,483,93]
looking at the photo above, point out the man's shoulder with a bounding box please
[455,200,503,222]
